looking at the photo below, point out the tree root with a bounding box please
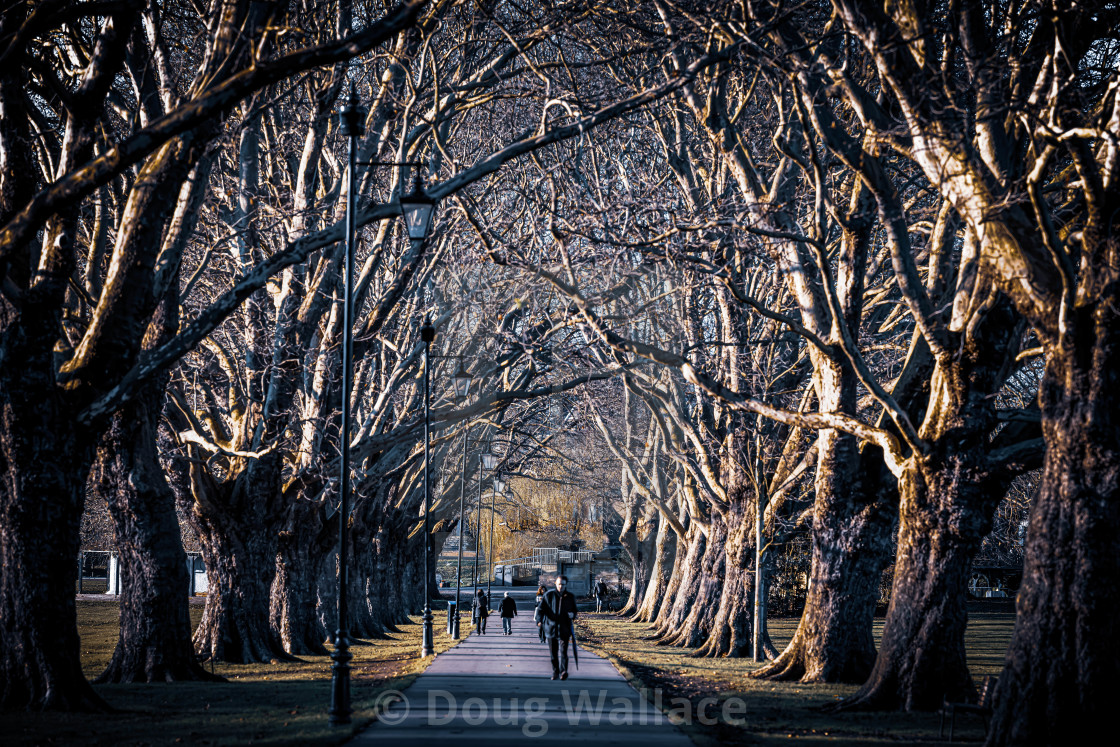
[750,647,806,680]
[95,657,226,684]
[825,680,900,713]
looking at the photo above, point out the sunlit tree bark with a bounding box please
[824,0,1117,727]
[0,0,423,707]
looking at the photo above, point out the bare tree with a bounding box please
[816,2,1118,733]
[0,0,423,708]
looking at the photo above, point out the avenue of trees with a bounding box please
[1,2,1116,745]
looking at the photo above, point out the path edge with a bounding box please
[341,627,468,743]
[575,618,711,747]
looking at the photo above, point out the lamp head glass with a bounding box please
[399,174,436,241]
[453,361,471,398]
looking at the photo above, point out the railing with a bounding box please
[497,548,596,570]
[494,555,540,567]
[558,550,593,563]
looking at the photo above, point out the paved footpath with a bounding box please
[351,610,692,746]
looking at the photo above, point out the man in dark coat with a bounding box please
[472,588,489,634]
[594,579,608,613]
[499,591,517,635]
[536,575,578,679]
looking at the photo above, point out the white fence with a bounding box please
[78,550,206,595]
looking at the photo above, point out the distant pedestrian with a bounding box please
[499,591,517,634]
[538,575,578,680]
[534,585,547,642]
[594,578,609,613]
[472,589,489,634]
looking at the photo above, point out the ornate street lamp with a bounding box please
[487,472,503,604]
[329,86,364,727]
[753,453,768,662]
[471,444,493,604]
[331,84,440,723]
[399,172,436,242]
[420,316,435,657]
[452,360,472,399]
[451,366,473,640]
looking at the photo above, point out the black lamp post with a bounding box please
[329,86,363,728]
[452,430,468,639]
[398,128,437,658]
[451,364,472,640]
[420,316,435,657]
[472,446,496,605]
[331,84,440,722]
[487,473,505,604]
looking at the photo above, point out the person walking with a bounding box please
[499,591,517,634]
[538,575,578,680]
[533,585,546,642]
[472,588,490,634]
[594,578,609,613]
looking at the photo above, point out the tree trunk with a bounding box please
[381,522,412,630]
[987,306,1120,745]
[0,374,102,709]
[351,537,393,639]
[755,436,894,682]
[662,514,725,648]
[647,518,688,627]
[191,468,292,663]
[618,501,657,617]
[616,479,643,616]
[696,499,754,657]
[271,501,331,656]
[650,523,706,638]
[315,548,338,641]
[841,454,991,709]
[90,393,219,682]
[838,295,1024,710]
[355,513,409,638]
[0,284,107,708]
[633,514,678,622]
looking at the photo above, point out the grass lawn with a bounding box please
[576,608,1016,745]
[7,599,462,746]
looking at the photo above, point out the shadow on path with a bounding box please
[350,614,692,746]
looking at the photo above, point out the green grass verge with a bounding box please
[7,600,462,746]
[576,610,1014,745]
[77,578,110,594]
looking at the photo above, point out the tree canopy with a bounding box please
[2,2,1117,743]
